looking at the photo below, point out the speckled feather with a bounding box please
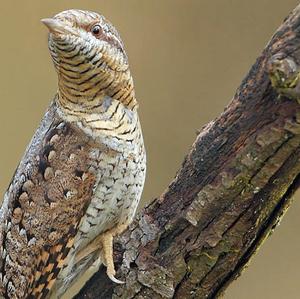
[0,9,146,299]
[0,101,97,298]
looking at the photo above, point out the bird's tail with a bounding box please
[51,250,101,299]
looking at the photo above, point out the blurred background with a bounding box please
[0,1,299,298]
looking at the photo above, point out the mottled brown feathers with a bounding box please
[0,102,97,298]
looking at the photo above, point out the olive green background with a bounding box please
[0,1,299,298]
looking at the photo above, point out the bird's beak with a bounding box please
[41,18,79,37]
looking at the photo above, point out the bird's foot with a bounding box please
[75,222,130,283]
[100,232,124,284]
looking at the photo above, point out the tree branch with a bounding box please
[75,4,300,299]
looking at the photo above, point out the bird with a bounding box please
[0,9,146,299]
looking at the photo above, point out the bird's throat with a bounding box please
[56,92,140,153]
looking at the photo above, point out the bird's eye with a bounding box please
[91,24,101,36]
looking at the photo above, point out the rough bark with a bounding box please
[75,4,300,299]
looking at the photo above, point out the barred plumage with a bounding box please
[0,9,146,299]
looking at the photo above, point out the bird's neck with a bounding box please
[52,41,142,152]
[53,42,138,112]
[56,92,142,154]
[56,72,138,113]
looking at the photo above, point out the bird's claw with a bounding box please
[100,231,125,284]
[107,268,124,284]
[100,251,124,283]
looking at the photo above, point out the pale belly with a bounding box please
[54,147,145,296]
[68,104,146,253]
[73,148,145,253]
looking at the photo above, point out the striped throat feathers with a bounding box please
[42,10,138,147]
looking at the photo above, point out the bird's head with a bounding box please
[42,10,137,114]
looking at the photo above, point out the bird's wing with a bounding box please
[0,100,98,299]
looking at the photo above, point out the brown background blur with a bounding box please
[0,1,299,298]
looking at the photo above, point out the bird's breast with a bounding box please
[74,132,146,252]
